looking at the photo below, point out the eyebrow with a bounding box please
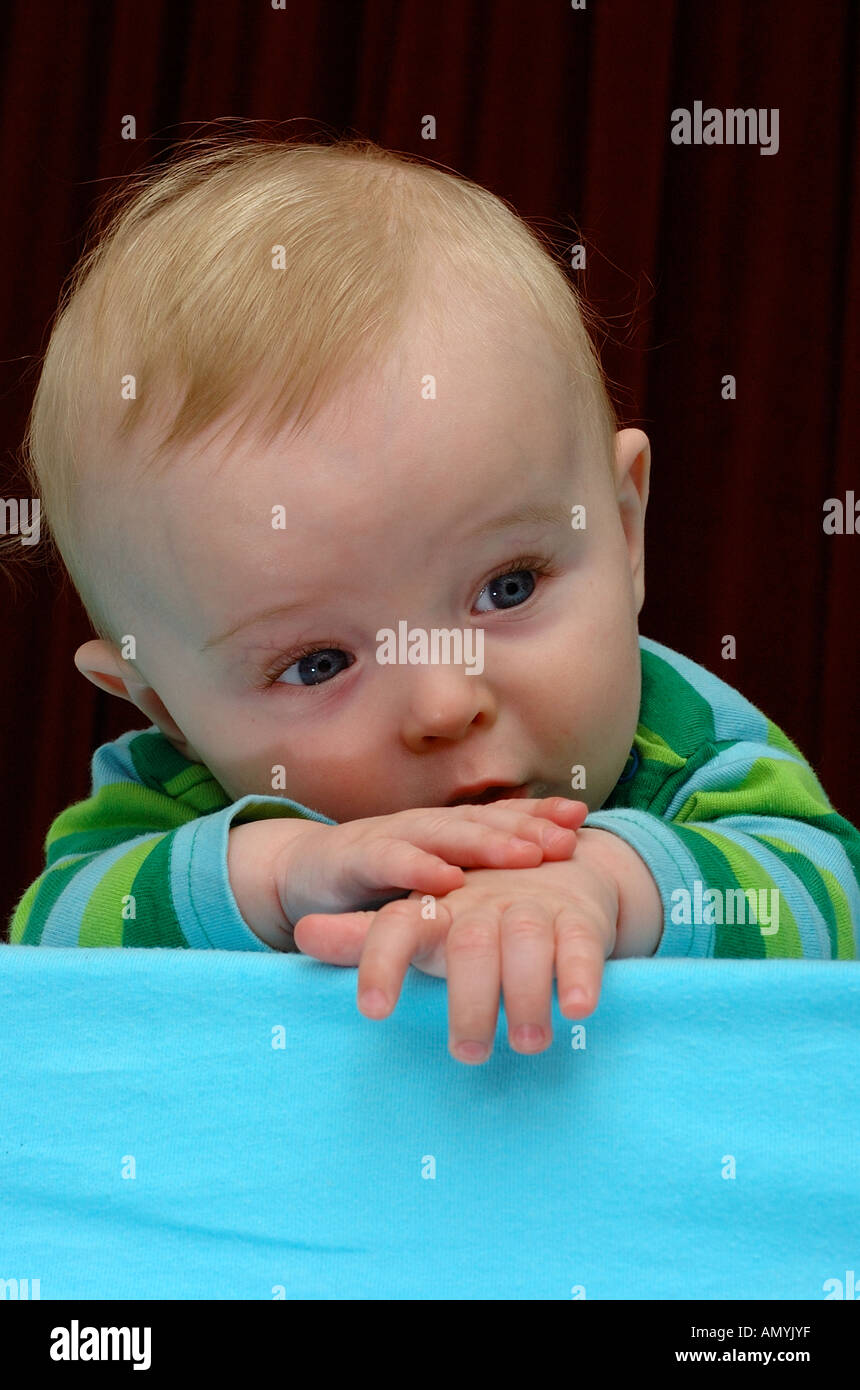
[467,500,573,539]
[201,597,311,652]
[202,499,571,652]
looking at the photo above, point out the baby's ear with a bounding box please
[73,639,204,761]
[613,430,650,613]
[74,640,137,703]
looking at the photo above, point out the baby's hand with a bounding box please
[277,798,587,929]
[294,847,620,1063]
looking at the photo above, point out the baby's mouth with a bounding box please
[447,783,530,807]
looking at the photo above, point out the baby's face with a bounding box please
[94,304,649,820]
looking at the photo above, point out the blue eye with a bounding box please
[474,568,538,613]
[262,556,554,690]
[275,647,352,687]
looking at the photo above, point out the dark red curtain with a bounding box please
[2,0,858,936]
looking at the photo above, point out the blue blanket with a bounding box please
[1,948,858,1300]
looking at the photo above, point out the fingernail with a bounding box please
[456,1041,489,1062]
[360,988,388,1016]
[513,1025,545,1049]
[563,990,588,1011]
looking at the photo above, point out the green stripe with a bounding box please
[765,716,807,760]
[677,824,802,957]
[48,824,178,863]
[127,729,199,786]
[123,834,189,947]
[128,731,232,813]
[79,838,168,947]
[753,833,851,958]
[606,724,689,811]
[671,754,832,825]
[643,742,726,818]
[640,647,717,751]
[161,764,231,813]
[45,783,199,865]
[670,827,766,958]
[634,724,688,770]
[9,876,43,943]
[12,856,101,945]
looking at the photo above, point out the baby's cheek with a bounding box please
[205,745,281,802]
[567,678,637,808]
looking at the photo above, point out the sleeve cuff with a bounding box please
[175,793,337,952]
[583,808,713,957]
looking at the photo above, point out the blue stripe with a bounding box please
[681,822,833,957]
[661,743,809,821]
[168,814,270,951]
[639,636,770,743]
[39,836,166,945]
[169,795,336,951]
[89,726,161,789]
[702,815,860,957]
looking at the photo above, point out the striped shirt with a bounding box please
[9,636,860,956]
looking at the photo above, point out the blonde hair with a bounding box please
[2,130,619,644]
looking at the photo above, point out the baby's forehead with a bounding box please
[122,283,574,487]
[177,317,574,498]
[145,434,559,635]
[98,307,586,632]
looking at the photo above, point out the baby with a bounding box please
[7,135,859,1065]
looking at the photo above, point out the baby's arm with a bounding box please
[230,798,586,948]
[7,724,338,948]
[9,780,318,950]
[585,735,860,959]
[9,724,583,949]
[294,725,860,1057]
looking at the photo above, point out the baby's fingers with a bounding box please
[500,796,588,831]
[357,898,446,1019]
[466,796,588,838]
[499,899,556,1054]
[392,800,586,874]
[351,824,564,903]
[424,813,575,870]
[445,910,503,1063]
[555,906,610,1019]
[459,798,587,864]
[292,910,376,965]
[351,837,468,897]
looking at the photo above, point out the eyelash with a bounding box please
[257,553,557,690]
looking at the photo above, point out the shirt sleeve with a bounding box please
[584,732,860,960]
[8,741,336,950]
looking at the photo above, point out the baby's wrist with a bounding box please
[575,827,663,958]
[227,819,310,950]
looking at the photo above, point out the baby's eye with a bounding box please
[474,567,537,613]
[275,647,353,687]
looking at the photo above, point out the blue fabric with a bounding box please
[1,948,858,1300]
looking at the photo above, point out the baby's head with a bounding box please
[22,135,651,819]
